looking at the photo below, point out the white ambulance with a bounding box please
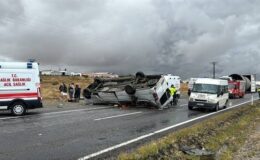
[0,61,43,116]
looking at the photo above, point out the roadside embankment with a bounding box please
[118,103,260,160]
[41,75,93,100]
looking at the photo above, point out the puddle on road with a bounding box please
[160,119,170,125]
[98,137,106,141]
[136,123,156,133]
[188,110,205,118]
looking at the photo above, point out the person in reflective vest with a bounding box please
[169,85,177,105]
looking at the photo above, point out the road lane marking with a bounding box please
[0,107,111,120]
[42,107,111,116]
[94,112,142,121]
[78,98,259,160]
[179,104,188,107]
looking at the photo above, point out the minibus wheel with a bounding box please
[215,103,219,112]
[125,85,136,95]
[10,102,26,116]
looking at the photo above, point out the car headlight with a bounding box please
[208,99,216,103]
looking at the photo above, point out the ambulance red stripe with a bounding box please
[0,92,38,99]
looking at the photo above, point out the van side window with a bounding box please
[225,86,228,93]
[221,85,228,93]
[161,79,165,85]
[218,86,221,93]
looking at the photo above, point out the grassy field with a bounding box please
[41,76,93,100]
[118,103,260,160]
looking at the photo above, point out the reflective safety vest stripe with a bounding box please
[169,87,176,96]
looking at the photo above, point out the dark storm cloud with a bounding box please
[0,0,260,78]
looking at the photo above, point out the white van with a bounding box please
[84,73,181,109]
[188,78,229,111]
[188,78,198,90]
[0,61,43,116]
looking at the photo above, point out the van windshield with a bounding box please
[192,84,219,94]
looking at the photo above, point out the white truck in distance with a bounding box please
[188,78,229,111]
[0,61,42,116]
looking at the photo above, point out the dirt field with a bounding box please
[41,75,188,101]
[41,76,93,100]
[180,82,188,93]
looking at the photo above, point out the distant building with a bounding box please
[85,72,119,78]
[40,70,68,76]
[70,72,82,76]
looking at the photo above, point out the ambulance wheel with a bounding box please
[10,102,26,116]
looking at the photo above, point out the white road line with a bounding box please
[78,98,259,160]
[42,107,111,116]
[0,107,111,120]
[179,104,188,107]
[0,116,22,120]
[94,112,142,121]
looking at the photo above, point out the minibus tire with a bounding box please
[83,88,91,99]
[188,105,193,110]
[136,72,145,79]
[10,102,26,116]
[214,103,219,112]
[125,85,136,95]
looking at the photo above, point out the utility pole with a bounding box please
[211,62,217,79]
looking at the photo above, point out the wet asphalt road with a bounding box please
[0,94,258,160]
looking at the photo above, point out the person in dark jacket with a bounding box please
[59,82,68,105]
[74,84,81,102]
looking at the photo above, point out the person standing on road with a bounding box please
[257,88,260,99]
[169,85,177,105]
[74,84,81,102]
[59,82,68,105]
[68,83,75,102]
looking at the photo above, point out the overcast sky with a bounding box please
[0,0,260,79]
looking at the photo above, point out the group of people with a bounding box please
[59,82,81,103]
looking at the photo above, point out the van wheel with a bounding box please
[214,103,219,112]
[10,102,26,116]
[188,105,193,110]
[136,72,145,79]
[223,101,228,109]
[125,85,136,95]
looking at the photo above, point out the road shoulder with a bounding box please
[234,108,260,160]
